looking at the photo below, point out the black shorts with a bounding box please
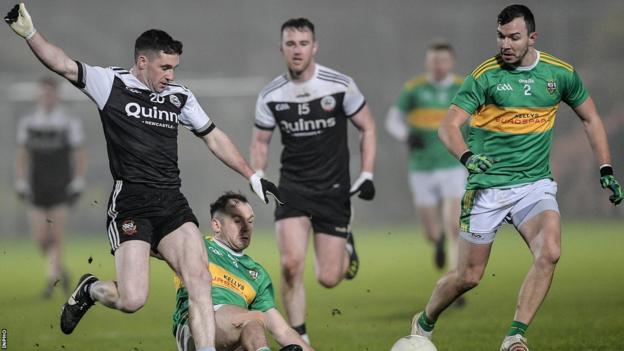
[106,181,198,255]
[31,180,72,208]
[275,185,351,238]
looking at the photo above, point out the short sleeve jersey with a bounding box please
[452,51,589,189]
[254,64,366,193]
[17,107,84,188]
[394,74,464,171]
[172,237,275,334]
[73,62,215,189]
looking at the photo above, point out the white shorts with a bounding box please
[459,179,559,244]
[409,167,467,207]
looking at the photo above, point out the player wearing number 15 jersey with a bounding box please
[250,18,377,343]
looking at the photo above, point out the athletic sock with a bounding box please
[507,320,528,336]
[293,323,307,335]
[256,347,271,351]
[418,311,436,332]
[197,348,217,351]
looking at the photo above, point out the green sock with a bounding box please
[417,311,436,332]
[507,320,528,336]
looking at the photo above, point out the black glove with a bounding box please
[350,172,375,200]
[407,133,425,150]
[249,172,284,205]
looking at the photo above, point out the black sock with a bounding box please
[292,323,307,335]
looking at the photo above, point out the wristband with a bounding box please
[459,150,474,166]
[600,165,613,177]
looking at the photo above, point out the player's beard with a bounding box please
[288,57,311,80]
[500,45,529,67]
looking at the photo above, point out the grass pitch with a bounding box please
[1,221,623,350]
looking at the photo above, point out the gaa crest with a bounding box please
[248,270,259,280]
[121,220,138,235]
[546,80,557,95]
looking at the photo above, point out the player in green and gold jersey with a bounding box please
[386,42,466,276]
[173,192,312,351]
[410,5,623,351]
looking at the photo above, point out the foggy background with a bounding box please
[1,0,622,237]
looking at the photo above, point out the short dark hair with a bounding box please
[498,4,535,33]
[281,17,315,39]
[134,29,183,62]
[210,192,248,218]
[427,40,455,56]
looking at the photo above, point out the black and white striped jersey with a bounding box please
[255,64,366,193]
[73,62,215,189]
[17,107,84,191]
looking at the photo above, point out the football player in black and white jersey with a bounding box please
[5,4,281,351]
[250,18,376,342]
[15,76,87,298]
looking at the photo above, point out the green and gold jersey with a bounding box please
[395,74,464,171]
[452,51,589,189]
[172,237,275,334]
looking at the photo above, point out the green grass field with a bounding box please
[1,221,623,351]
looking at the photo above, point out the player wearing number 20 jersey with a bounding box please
[453,51,589,190]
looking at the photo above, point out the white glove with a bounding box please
[350,171,375,200]
[15,178,30,200]
[67,177,85,195]
[4,3,37,40]
[249,171,283,205]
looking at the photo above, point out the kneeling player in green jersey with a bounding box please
[173,192,313,351]
[410,5,624,351]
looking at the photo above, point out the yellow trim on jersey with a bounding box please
[404,75,427,91]
[471,56,498,76]
[407,108,447,129]
[540,52,573,71]
[174,263,258,305]
[471,104,560,134]
[473,62,504,79]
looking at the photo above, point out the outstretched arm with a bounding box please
[202,128,282,204]
[201,127,255,179]
[264,308,314,351]
[5,3,79,83]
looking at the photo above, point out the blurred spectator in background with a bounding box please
[15,76,87,298]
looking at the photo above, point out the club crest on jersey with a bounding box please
[248,270,259,280]
[169,95,181,108]
[546,81,557,94]
[121,220,138,235]
[321,96,336,112]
